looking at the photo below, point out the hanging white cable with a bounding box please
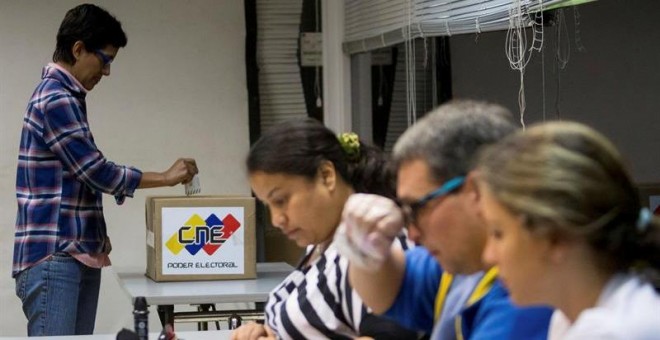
[423,37,431,113]
[554,8,570,119]
[530,9,545,55]
[431,37,438,108]
[404,2,412,127]
[422,36,429,69]
[412,12,419,124]
[378,65,385,106]
[556,9,570,69]
[573,6,586,52]
[314,0,322,108]
[505,0,545,129]
[519,69,526,129]
[405,0,418,127]
[541,38,547,121]
[409,37,417,125]
[532,7,545,121]
[475,16,481,43]
[408,1,417,125]
[505,0,527,128]
[411,16,417,124]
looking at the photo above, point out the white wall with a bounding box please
[0,0,249,336]
[450,0,660,182]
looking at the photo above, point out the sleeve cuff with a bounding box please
[114,166,143,205]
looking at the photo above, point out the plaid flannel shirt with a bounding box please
[12,63,142,277]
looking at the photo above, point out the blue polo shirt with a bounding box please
[384,247,552,339]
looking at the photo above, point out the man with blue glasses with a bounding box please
[13,4,198,336]
[337,100,553,339]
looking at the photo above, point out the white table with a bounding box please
[0,330,231,340]
[113,262,293,328]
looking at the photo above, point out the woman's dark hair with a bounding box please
[53,4,127,64]
[246,118,395,198]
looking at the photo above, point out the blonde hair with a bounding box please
[477,121,660,274]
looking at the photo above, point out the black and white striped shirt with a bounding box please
[265,237,414,340]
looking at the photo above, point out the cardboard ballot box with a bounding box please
[145,196,256,282]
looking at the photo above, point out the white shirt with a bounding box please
[549,274,660,339]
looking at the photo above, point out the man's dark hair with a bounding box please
[53,3,127,64]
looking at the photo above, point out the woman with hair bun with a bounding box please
[476,121,660,339]
[231,118,418,340]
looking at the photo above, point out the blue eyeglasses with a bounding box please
[93,49,113,68]
[396,176,465,226]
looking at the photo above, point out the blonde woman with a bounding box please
[476,121,660,339]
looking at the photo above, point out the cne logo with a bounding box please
[165,213,241,256]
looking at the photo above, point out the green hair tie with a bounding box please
[338,132,360,161]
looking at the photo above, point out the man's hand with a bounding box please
[335,193,405,271]
[137,158,198,189]
[163,158,198,186]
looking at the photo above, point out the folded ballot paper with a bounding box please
[185,174,201,196]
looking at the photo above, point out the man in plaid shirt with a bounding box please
[13,4,198,336]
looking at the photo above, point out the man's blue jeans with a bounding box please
[15,252,102,336]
